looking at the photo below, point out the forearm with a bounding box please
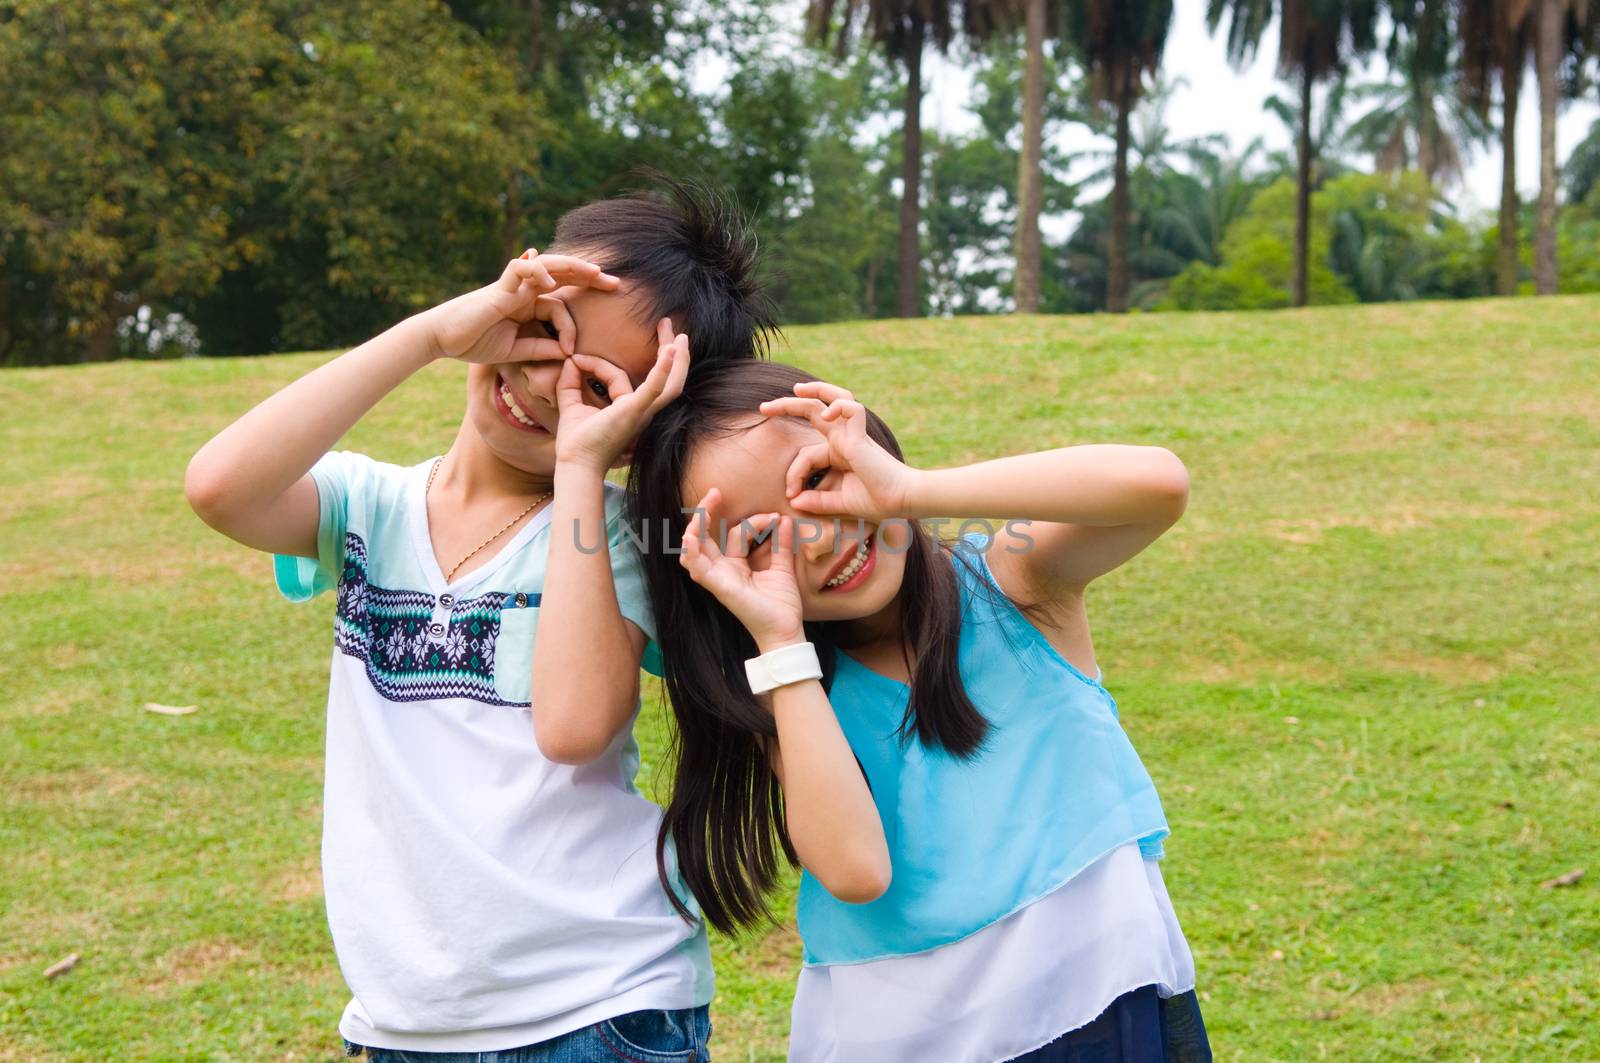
[528,466,641,764]
[186,313,438,518]
[766,671,890,903]
[904,444,1189,527]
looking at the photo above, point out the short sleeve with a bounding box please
[273,451,366,602]
[603,486,663,676]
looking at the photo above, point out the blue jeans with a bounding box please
[344,1005,712,1062]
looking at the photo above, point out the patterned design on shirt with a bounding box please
[333,533,519,705]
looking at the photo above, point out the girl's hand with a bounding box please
[680,490,805,651]
[760,382,917,522]
[554,319,690,473]
[424,249,621,364]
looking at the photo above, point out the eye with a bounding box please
[537,319,560,341]
[586,376,610,402]
[804,467,830,491]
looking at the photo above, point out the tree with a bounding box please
[1567,118,1600,203]
[1531,0,1594,293]
[0,1,275,362]
[808,0,958,317]
[1208,0,1384,307]
[441,0,677,252]
[1066,0,1176,312]
[1017,0,1051,311]
[1261,77,1356,179]
[1345,33,1490,185]
[1459,0,1535,295]
[1156,141,1272,266]
[766,53,903,322]
[919,47,1077,314]
[1165,169,1488,309]
[1057,84,1240,311]
[0,1,550,364]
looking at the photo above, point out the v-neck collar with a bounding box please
[407,458,554,596]
[837,648,912,691]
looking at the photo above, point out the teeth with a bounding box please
[499,382,538,428]
[824,538,872,589]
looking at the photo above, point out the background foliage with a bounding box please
[4,0,1599,365]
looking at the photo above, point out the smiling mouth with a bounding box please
[494,374,549,434]
[821,534,876,592]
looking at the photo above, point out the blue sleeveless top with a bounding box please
[797,538,1170,966]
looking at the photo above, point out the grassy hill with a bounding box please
[3,297,1597,1061]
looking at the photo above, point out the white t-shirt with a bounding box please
[788,844,1195,1063]
[275,452,712,1052]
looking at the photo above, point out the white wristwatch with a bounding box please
[745,641,823,694]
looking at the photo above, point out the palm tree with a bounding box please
[1531,0,1594,293]
[948,1,1052,313]
[1534,0,1560,293]
[1076,76,1230,182]
[808,0,957,317]
[1208,0,1384,307]
[1262,77,1356,180]
[1157,141,1270,266]
[1016,0,1050,312]
[1345,36,1490,185]
[1567,118,1600,204]
[1459,0,1535,294]
[1066,0,1176,313]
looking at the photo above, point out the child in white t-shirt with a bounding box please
[185,182,775,1059]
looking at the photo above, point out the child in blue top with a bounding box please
[185,182,775,1059]
[626,361,1212,1062]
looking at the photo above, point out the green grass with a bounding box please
[3,297,1597,1061]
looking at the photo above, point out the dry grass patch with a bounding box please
[273,857,323,904]
[144,938,260,993]
[11,766,154,807]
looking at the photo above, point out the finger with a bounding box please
[628,337,680,414]
[554,357,585,413]
[725,512,753,559]
[536,294,576,355]
[508,335,567,363]
[496,254,528,292]
[820,398,866,423]
[793,380,856,405]
[679,521,714,582]
[505,255,556,293]
[657,317,675,348]
[729,512,778,561]
[650,334,691,414]
[567,352,634,404]
[631,339,677,406]
[788,489,848,515]
[680,501,714,575]
[783,442,831,499]
[771,515,796,578]
[759,396,829,421]
[693,488,727,562]
[532,254,621,290]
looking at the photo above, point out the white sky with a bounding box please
[919,0,1600,216]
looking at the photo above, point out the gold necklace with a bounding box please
[426,458,551,583]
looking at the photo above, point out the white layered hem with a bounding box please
[788,844,1196,1063]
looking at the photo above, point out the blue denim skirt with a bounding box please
[1010,986,1212,1063]
[345,1005,711,1063]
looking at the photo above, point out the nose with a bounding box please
[509,360,561,410]
[798,519,838,565]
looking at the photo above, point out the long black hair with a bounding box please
[628,360,990,934]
